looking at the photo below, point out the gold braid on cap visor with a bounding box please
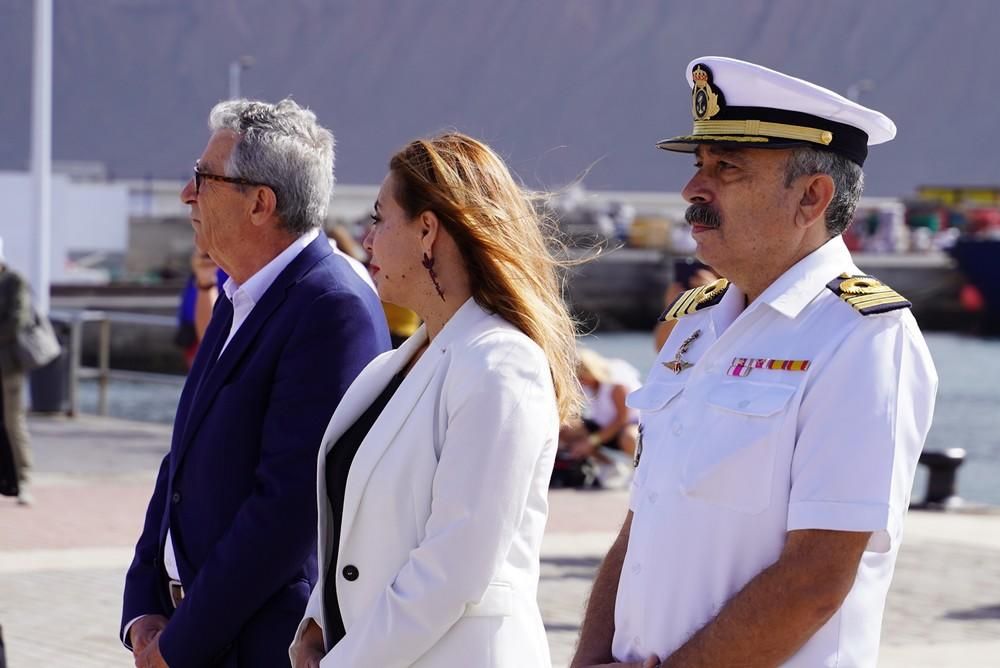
[690,119,834,145]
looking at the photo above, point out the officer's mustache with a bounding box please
[685,204,722,229]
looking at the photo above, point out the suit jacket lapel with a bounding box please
[331,329,438,557]
[189,298,233,402]
[310,329,424,573]
[169,295,232,479]
[174,236,333,470]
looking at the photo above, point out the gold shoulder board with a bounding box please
[826,273,911,315]
[658,278,730,322]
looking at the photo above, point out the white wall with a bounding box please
[119,178,381,223]
[0,171,129,286]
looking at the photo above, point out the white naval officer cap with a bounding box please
[657,56,897,166]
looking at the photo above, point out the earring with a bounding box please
[422,252,446,301]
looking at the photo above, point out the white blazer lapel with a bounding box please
[316,351,403,464]
[335,327,442,552]
[316,327,429,483]
[337,299,489,554]
[314,330,426,577]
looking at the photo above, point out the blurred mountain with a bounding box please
[1,0,996,196]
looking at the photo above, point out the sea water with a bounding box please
[76,331,999,506]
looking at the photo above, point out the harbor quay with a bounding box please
[0,415,998,667]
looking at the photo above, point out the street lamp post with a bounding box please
[31,0,53,315]
[228,55,255,100]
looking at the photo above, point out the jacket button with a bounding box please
[172,492,181,504]
[342,565,359,581]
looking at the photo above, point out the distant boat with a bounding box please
[949,236,1000,321]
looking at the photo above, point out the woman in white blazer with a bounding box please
[290,132,582,668]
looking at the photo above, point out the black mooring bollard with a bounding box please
[917,448,966,508]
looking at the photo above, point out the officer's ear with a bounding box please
[794,173,835,231]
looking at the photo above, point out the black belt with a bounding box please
[168,579,185,608]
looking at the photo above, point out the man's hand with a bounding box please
[134,632,169,668]
[290,618,326,668]
[129,615,168,656]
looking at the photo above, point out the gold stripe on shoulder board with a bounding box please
[658,278,730,322]
[826,273,911,315]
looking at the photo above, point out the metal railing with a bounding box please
[48,309,184,417]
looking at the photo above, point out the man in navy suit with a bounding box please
[122,99,390,667]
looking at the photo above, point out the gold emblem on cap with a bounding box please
[691,65,721,121]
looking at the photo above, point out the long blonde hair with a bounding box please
[389,132,583,422]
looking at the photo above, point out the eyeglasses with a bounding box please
[193,161,269,195]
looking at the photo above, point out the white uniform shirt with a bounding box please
[613,236,937,666]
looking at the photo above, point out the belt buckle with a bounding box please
[168,579,185,608]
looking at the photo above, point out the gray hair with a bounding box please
[209,98,334,236]
[783,147,864,237]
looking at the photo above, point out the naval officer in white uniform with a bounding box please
[572,57,938,668]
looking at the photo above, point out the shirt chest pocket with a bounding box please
[626,381,686,492]
[681,381,796,514]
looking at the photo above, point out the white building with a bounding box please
[0,171,129,285]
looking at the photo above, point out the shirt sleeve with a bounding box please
[788,314,937,552]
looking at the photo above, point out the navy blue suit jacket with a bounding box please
[121,235,390,667]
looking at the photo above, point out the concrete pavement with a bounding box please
[1,415,998,667]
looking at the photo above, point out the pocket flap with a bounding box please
[707,381,796,417]
[626,381,685,411]
[464,582,513,617]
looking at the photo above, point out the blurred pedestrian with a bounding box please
[0,238,36,506]
[175,249,224,369]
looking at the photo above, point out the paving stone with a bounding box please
[1,415,998,667]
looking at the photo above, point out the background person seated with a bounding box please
[554,348,640,489]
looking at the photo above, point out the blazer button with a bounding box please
[171,492,181,504]
[342,565,359,581]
